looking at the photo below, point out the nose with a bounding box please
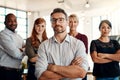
[11,21,17,25]
[71,22,74,26]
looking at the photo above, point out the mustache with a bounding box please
[54,25,61,30]
[55,25,61,27]
[10,24,17,26]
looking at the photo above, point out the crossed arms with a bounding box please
[38,57,87,80]
[90,49,120,64]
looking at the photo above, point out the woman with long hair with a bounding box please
[25,18,48,80]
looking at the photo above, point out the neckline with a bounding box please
[97,39,110,44]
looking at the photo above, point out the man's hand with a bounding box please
[71,57,83,65]
[47,64,56,71]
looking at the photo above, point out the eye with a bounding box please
[59,18,64,21]
[74,21,77,23]
[41,25,45,27]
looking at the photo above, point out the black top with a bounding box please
[90,39,120,77]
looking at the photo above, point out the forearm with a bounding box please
[91,52,112,64]
[98,50,120,61]
[39,70,63,80]
[48,65,87,78]
[92,56,112,63]
[105,52,120,61]
[29,56,37,62]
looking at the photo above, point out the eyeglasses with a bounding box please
[51,18,65,23]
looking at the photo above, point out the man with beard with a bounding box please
[35,8,88,80]
[0,13,25,80]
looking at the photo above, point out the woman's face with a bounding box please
[69,17,78,31]
[35,22,46,35]
[99,22,111,37]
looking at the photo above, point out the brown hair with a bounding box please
[30,18,48,48]
[99,20,112,30]
[50,8,68,20]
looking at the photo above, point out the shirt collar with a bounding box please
[52,34,70,43]
[4,28,17,34]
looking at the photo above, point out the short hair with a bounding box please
[50,8,68,20]
[99,20,112,29]
[4,13,16,23]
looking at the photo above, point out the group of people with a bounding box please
[0,8,120,80]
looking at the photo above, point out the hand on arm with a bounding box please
[39,70,63,80]
[47,57,87,78]
[91,51,112,64]
[98,49,120,61]
[71,57,83,65]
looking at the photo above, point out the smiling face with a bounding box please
[69,17,79,31]
[99,22,111,37]
[4,14,17,32]
[51,12,68,34]
[35,22,46,35]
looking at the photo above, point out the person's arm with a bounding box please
[98,49,120,61]
[0,32,24,59]
[25,38,37,62]
[90,40,112,63]
[47,61,86,78]
[40,57,84,79]
[35,42,64,80]
[90,51,112,63]
[47,41,88,78]
[38,70,63,80]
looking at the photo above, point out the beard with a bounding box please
[53,25,65,34]
[6,24,17,32]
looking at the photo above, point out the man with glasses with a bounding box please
[35,8,88,80]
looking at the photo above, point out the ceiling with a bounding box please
[0,0,120,16]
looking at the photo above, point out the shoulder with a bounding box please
[69,35,84,46]
[0,29,7,36]
[0,29,10,39]
[39,37,52,46]
[78,33,87,38]
[110,39,119,44]
[26,37,32,43]
[26,37,31,41]
[90,39,99,45]
[69,35,79,42]
[92,39,98,42]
